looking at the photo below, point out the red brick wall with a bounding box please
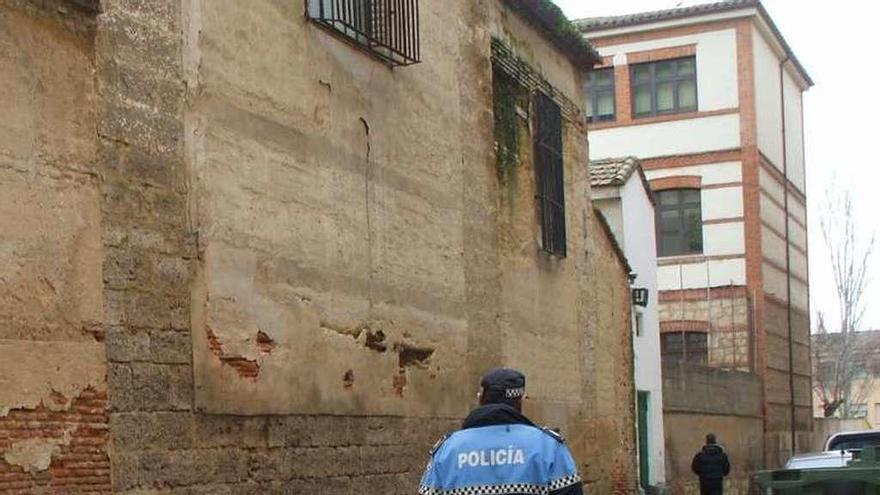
[0,389,110,494]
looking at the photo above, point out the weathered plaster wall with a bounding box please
[0,1,109,492]
[579,213,638,494]
[1,0,636,492]
[662,363,764,495]
[188,0,475,418]
[762,299,812,466]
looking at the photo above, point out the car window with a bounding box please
[827,433,880,451]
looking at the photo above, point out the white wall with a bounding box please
[658,258,747,290]
[753,26,807,193]
[619,177,666,485]
[598,29,739,111]
[783,74,806,192]
[646,161,742,184]
[704,222,745,256]
[763,262,809,311]
[703,186,744,220]
[589,113,740,160]
[753,26,783,166]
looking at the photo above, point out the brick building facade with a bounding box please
[579,1,813,493]
[0,0,638,493]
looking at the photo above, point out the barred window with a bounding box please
[307,0,420,66]
[534,93,566,257]
[586,68,615,122]
[661,332,708,365]
[631,57,697,117]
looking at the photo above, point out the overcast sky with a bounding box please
[554,0,880,331]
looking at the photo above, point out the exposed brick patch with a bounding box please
[613,64,631,124]
[659,286,748,303]
[661,320,710,333]
[626,43,696,64]
[256,330,275,354]
[0,388,110,494]
[649,175,701,191]
[205,327,260,380]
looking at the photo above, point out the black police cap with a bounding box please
[480,368,526,400]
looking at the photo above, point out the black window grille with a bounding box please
[655,188,703,257]
[585,67,615,123]
[661,331,708,365]
[307,0,420,66]
[534,93,566,257]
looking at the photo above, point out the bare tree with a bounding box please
[813,189,876,418]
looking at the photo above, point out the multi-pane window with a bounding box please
[631,57,697,117]
[656,188,703,257]
[661,332,708,365]
[586,68,615,122]
[307,0,420,66]
[534,93,566,257]
[852,404,869,419]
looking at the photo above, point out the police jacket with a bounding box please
[691,444,731,481]
[419,403,584,495]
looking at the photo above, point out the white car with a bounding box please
[785,450,852,469]
[784,429,880,470]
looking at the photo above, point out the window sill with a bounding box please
[588,107,737,131]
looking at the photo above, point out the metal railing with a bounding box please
[308,0,420,66]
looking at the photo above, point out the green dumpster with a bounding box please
[753,446,880,494]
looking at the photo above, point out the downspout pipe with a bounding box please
[779,56,797,457]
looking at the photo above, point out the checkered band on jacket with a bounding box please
[418,475,580,495]
[418,483,547,495]
[548,474,581,491]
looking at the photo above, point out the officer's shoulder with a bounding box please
[538,425,566,443]
[429,432,453,456]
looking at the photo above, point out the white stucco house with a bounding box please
[590,157,665,490]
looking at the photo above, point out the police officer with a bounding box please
[419,368,584,495]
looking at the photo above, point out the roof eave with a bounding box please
[503,0,603,69]
[754,3,814,88]
[576,2,813,88]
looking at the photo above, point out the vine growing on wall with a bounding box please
[492,68,524,200]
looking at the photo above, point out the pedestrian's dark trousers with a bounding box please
[699,478,723,495]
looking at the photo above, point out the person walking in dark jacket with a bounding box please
[691,433,731,495]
